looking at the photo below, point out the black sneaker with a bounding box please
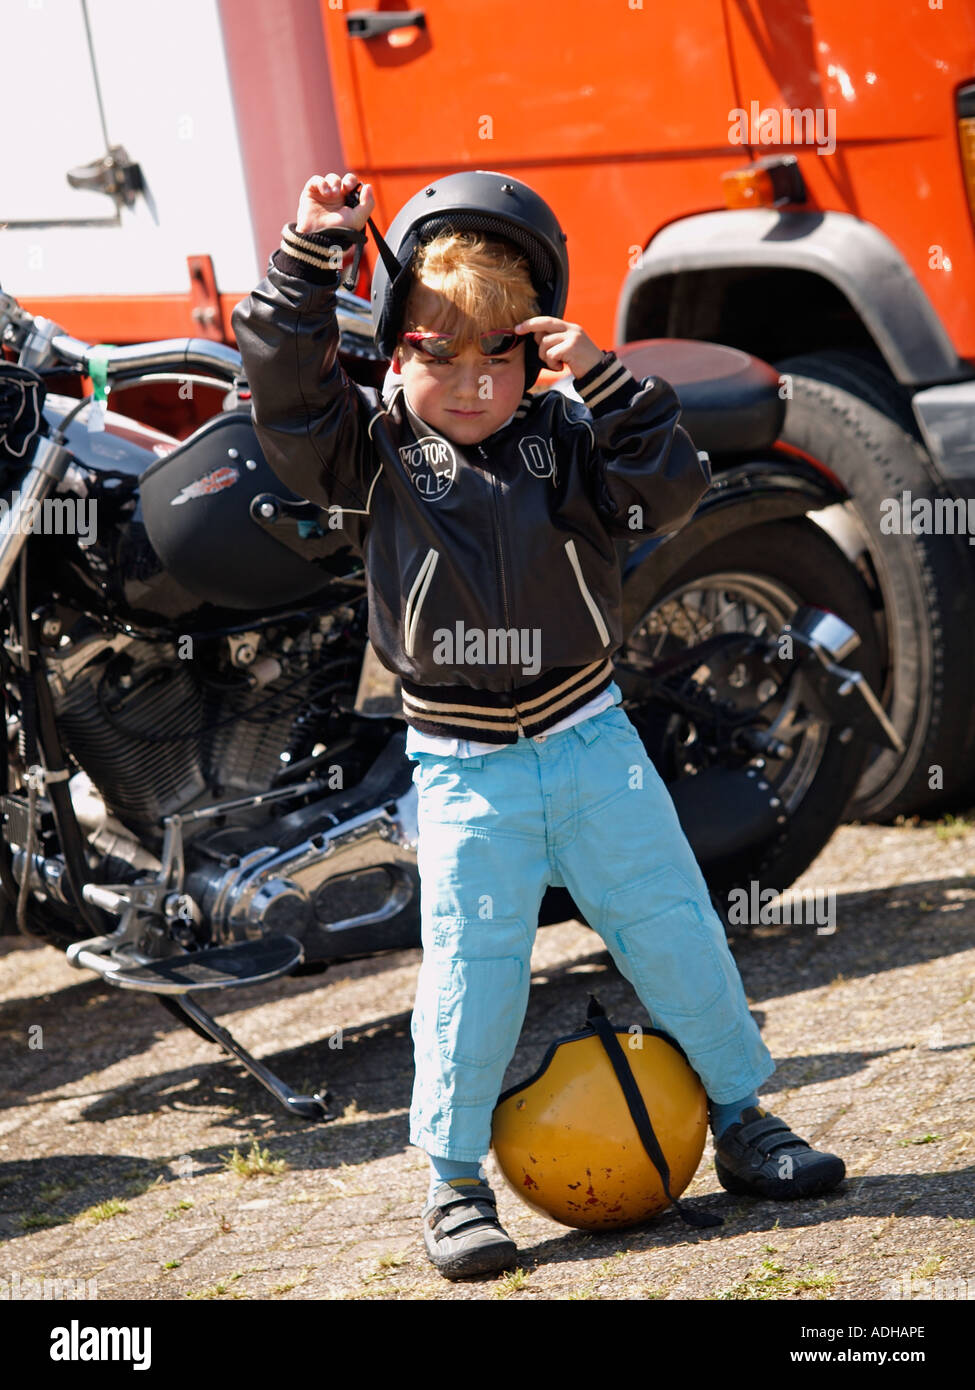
[421,1179,519,1280]
[714,1106,846,1199]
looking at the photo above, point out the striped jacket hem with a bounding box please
[399,658,615,742]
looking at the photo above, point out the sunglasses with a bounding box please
[399,329,521,360]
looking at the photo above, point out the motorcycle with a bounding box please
[0,284,901,1119]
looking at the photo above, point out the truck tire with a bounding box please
[773,352,975,821]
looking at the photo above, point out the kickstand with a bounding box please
[169,994,331,1121]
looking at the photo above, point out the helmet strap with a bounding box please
[366,217,406,283]
[585,995,723,1230]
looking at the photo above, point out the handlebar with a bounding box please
[1,285,381,383]
[48,332,243,382]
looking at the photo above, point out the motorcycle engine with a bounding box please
[44,609,362,838]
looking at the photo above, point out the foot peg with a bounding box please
[84,935,304,994]
[67,933,329,1121]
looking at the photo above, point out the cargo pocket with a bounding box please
[604,866,734,1021]
[433,915,531,1070]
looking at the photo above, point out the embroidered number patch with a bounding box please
[518,434,557,485]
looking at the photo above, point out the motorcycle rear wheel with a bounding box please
[622,516,882,900]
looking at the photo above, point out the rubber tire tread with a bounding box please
[774,353,975,821]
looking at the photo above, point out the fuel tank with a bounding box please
[139,411,358,609]
[41,397,360,625]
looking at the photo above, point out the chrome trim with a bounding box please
[207,787,419,941]
[786,607,861,664]
[912,380,975,482]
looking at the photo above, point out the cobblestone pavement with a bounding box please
[1,814,973,1302]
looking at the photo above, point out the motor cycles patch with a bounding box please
[398,435,457,501]
[170,465,240,505]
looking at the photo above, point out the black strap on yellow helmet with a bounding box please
[585,996,723,1230]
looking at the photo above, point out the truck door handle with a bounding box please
[346,10,426,38]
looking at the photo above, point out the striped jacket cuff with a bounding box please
[271,222,346,285]
[573,351,642,415]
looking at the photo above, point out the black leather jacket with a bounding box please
[231,245,710,736]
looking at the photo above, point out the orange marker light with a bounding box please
[958,116,975,228]
[721,156,806,211]
[721,166,778,209]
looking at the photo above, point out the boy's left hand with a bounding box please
[513,316,603,377]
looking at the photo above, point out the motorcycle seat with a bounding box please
[571,338,786,456]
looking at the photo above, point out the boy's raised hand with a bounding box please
[514,316,603,378]
[296,172,376,236]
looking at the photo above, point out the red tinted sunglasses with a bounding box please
[399,329,521,360]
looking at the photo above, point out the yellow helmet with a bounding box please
[492,997,719,1231]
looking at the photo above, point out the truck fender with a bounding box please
[618,209,966,388]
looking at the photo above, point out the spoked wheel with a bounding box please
[620,517,883,898]
[628,570,831,814]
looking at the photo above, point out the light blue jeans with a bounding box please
[406,690,775,1162]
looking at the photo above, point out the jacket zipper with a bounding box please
[404,546,439,657]
[484,445,520,721]
[564,538,611,646]
[484,449,514,634]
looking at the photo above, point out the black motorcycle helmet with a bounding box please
[369,170,569,390]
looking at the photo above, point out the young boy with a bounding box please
[232,169,845,1280]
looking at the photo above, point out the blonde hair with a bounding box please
[401,231,539,345]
